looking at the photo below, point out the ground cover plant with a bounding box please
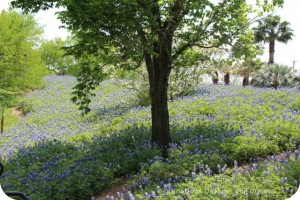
[0,76,300,199]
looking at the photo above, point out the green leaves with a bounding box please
[40,38,78,75]
[71,56,107,115]
[253,15,294,43]
[0,10,46,94]
[251,64,297,88]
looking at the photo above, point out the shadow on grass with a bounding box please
[0,125,158,200]
[1,119,299,200]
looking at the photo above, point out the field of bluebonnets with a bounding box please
[1,75,300,200]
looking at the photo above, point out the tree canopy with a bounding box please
[11,0,286,151]
[0,10,47,133]
[0,10,46,92]
[251,63,296,89]
[253,15,294,64]
[40,37,79,75]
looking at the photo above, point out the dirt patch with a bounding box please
[12,106,24,120]
[97,178,128,200]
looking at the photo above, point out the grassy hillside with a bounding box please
[0,76,299,199]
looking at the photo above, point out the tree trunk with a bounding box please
[273,74,278,89]
[269,40,275,64]
[1,106,4,134]
[150,76,171,157]
[224,73,230,85]
[145,40,172,157]
[212,71,219,84]
[149,60,171,149]
[242,75,249,87]
[273,77,279,90]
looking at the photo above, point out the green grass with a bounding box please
[2,107,19,132]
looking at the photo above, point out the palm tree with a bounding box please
[204,48,227,85]
[235,58,263,87]
[253,15,294,64]
[251,64,296,89]
[292,76,300,89]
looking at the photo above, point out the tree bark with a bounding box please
[212,71,219,84]
[150,60,171,148]
[1,106,4,134]
[242,75,249,87]
[269,40,275,64]
[145,39,172,157]
[224,73,230,85]
[150,71,171,156]
[273,74,278,89]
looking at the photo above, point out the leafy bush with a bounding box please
[108,64,205,106]
[16,99,33,115]
[251,64,297,89]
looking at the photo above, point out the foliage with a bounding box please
[0,10,46,92]
[253,15,294,64]
[251,64,297,89]
[109,54,207,106]
[231,29,264,59]
[11,0,286,146]
[292,76,300,89]
[289,98,300,112]
[40,37,79,76]
[235,58,263,75]
[254,15,293,44]
[234,57,264,86]
[1,76,300,199]
[0,10,46,133]
[130,154,298,200]
[71,55,110,114]
[282,155,300,184]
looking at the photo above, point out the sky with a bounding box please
[0,0,299,71]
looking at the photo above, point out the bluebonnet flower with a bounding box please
[105,196,115,200]
[274,165,279,173]
[204,165,212,175]
[131,181,136,188]
[221,164,227,174]
[163,183,172,192]
[252,163,257,171]
[150,191,157,199]
[212,183,218,189]
[230,178,235,185]
[191,171,196,179]
[265,171,270,176]
[294,151,299,160]
[117,192,124,198]
[217,164,221,172]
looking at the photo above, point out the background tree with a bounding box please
[0,10,45,91]
[253,15,294,64]
[203,48,228,85]
[230,28,264,86]
[0,10,46,133]
[251,64,296,89]
[292,76,300,89]
[112,48,209,106]
[40,37,79,76]
[234,58,263,87]
[12,0,285,153]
